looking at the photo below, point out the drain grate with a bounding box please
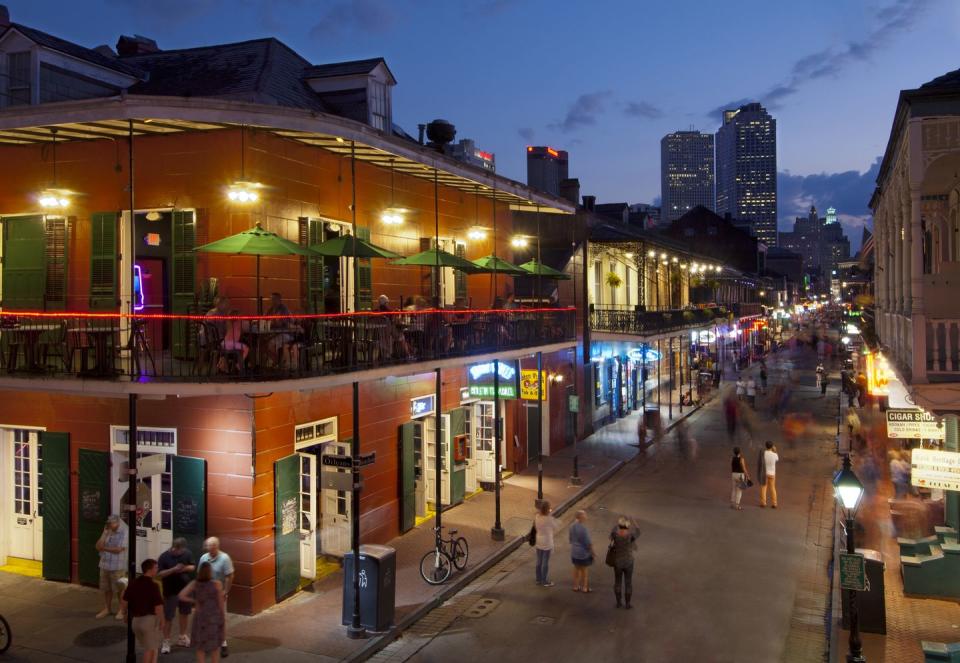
[464,597,500,618]
[530,615,555,626]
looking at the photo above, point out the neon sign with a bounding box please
[468,360,519,399]
[410,394,435,419]
[628,347,661,363]
[133,264,145,312]
[469,362,516,382]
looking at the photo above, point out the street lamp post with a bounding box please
[834,454,866,663]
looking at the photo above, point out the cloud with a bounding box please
[549,91,612,133]
[517,127,535,142]
[706,0,928,118]
[777,157,880,250]
[309,0,396,39]
[623,101,663,120]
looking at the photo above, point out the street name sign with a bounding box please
[321,454,353,469]
[886,409,944,440]
[839,553,866,591]
[911,448,960,491]
[357,452,376,467]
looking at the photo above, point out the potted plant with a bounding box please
[605,272,622,288]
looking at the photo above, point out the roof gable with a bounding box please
[3,23,144,78]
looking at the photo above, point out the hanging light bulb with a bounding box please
[381,207,406,225]
[38,189,70,209]
[467,226,487,240]
[227,181,262,203]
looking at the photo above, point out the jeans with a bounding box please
[731,472,745,506]
[760,475,778,506]
[535,548,551,584]
[614,563,633,596]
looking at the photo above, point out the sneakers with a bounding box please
[542,581,555,588]
[160,640,171,655]
[176,634,191,648]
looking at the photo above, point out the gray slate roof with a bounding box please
[7,23,145,78]
[303,58,394,82]
[920,68,960,90]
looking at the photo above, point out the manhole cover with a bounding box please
[74,625,127,647]
[464,597,500,618]
[530,615,555,626]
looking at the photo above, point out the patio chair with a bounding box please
[38,321,69,373]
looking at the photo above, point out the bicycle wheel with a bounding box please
[452,537,469,571]
[0,613,11,654]
[419,550,451,585]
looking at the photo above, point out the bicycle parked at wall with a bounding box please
[419,526,469,585]
[0,612,11,654]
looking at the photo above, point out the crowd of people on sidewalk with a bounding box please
[95,524,233,661]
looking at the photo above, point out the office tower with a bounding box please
[660,130,714,222]
[526,146,569,196]
[715,102,777,245]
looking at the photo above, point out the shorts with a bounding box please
[132,615,161,650]
[163,594,193,621]
[99,569,127,593]
[572,556,594,568]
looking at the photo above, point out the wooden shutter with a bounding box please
[41,432,71,581]
[172,456,206,563]
[89,212,118,310]
[448,407,467,504]
[44,216,68,310]
[399,423,416,533]
[172,210,197,358]
[2,215,46,310]
[454,242,467,302]
[299,218,325,313]
[274,454,300,601]
[356,227,372,311]
[77,449,110,586]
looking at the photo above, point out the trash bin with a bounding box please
[643,407,660,429]
[841,548,886,634]
[341,544,396,632]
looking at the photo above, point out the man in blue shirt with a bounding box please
[95,514,127,619]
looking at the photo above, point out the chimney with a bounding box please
[93,45,117,58]
[559,178,580,205]
[425,119,456,153]
[116,34,160,57]
[0,5,10,29]
[582,195,596,211]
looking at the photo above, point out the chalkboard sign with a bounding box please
[80,487,102,521]
[175,496,199,535]
[281,497,297,536]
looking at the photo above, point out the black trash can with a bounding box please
[341,544,396,632]
[644,407,660,429]
[841,548,886,634]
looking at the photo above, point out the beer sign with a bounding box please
[520,369,547,401]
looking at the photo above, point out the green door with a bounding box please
[89,212,118,310]
[526,406,541,465]
[171,210,197,358]
[172,456,206,561]
[78,449,110,586]
[3,215,46,309]
[41,432,71,581]
[399,423,416,533]
[448,408,467,505]
[274,454,300,601]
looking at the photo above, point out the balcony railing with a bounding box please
[590,306,727,336]
[0,307,575,383]
[730,302,764,318]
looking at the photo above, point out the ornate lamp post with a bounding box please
[834,455,866,663]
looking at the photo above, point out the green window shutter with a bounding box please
[171,210,197,358]
[172,456,206,562]
[89,212,118,310]
[78,449,110,586]
[300,218,324,313]
[447,407,467,504]
[454,243,467,302]
[44,217,69,310]
[356,227,372,311]
[399,423,415,533]
[274,454,300,602]
[2,215,46,310]
[41,431,71,581]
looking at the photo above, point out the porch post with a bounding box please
[126,394,137,663]
[910,186,927,382]
[491,359,504,540]
[346,381,366,639]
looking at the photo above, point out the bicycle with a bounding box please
[419,526,469,585]
[0,612,11,654]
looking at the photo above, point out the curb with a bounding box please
[827,498,841,663]
[342,457,626,663]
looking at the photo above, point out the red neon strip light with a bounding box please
[0,307,575,321]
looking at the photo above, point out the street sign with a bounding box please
[886,409,944,440]
[357,452,376,467]
[839,553,866,591]
[568,394,580,413]
[411,394,436,419]
[911,448,960,491]
[321,454,353,468]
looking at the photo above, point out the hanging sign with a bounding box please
[628,347,661,363]
[520,370,547,401]
[886,409,944,440]
[467,360,519,399]
[911,449,960,491]
[410,394,436,419]
[839,553,866,591]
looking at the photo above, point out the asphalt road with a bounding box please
[405,347,839,663]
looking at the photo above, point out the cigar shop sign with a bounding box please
[885,408,944,440]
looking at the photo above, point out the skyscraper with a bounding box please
[660,130,714,222]
[526,146,569,196]
[715,102,777,246]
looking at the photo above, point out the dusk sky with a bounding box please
[8,0,958,248]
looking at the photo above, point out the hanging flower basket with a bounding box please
[605,272,622,288]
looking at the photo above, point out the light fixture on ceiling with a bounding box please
[227,126,263,204]
[145,211,162,222]
[381,158,406,225]
[38,128,71,209]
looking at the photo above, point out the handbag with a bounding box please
[738,477,753,490]
[604,543,615,567]
[528,525,537,547]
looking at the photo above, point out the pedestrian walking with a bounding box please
[815,363,825,389]
[198,537,233,657]
[637,414,647,447]
[608,517,638,609]
[178,562,225,663]
[890,451,911,499]
[121,558,164,663]
[95,514,128,620]
[157,537,196,654]
[746,377,757,408]
[730,447,751,510]
[736,378,745,401]
[820,372,829,396]
[760,441,779,508]
[759,367,768,394]
[534,501,559,587]
[569,510,594,592]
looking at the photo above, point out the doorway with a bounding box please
[6,428,43,561]
[471,402,504,485]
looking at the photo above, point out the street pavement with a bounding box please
[380,346,840,663]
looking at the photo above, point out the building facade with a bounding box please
[778,205,851,290]
[526,145,569,197]
[715,102,777,246]
[661,130,714,223]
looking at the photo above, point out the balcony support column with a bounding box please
[910,185,927,382]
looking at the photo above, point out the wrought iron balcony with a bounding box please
[0,307,575,383]
[589,305,728,336]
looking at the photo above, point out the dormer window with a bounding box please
[369,78,389,131]
[6,51,31,105]
[302,58,396,132]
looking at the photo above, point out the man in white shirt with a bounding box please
[760,441,779,508]
[198,537,234,657]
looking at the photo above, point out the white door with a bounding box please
[424,415,452,506]
[299,453,317,579]
[8,429,43,560]
[463,407,477,493]
[473,403,505,483]
[113,452,172,569]
[320,442,350,556]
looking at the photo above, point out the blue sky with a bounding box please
[8,0,958,247]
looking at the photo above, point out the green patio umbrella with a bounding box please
[392,247,483,274]
[195,222,318,314]
[312,235,403,259]
[470,254,528,276]
[518,259,571,280]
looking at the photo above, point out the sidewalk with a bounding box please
[0,399,701,662]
